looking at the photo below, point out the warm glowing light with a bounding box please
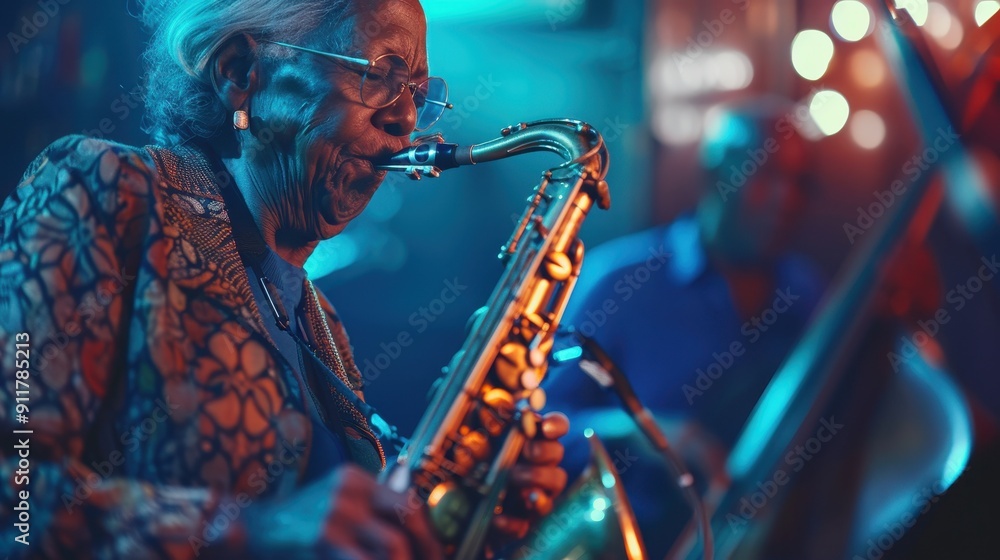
[850,110,887,149]
[809,90,851,136]
[850,49,886,87]
[426,483,450,507]
[791,30,835,81]
[831,1,873,41]
[895,0,929,26]
[926,3,964,49]
[975,1,999,26]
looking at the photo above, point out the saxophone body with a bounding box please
[378,119,645,559]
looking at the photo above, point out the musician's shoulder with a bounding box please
[3,134,158,225]
[34,134,154,173]
[583,223,681,280]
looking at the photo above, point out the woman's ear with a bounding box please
[210,33,259,112]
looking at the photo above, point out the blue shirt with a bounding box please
[245,248,347,482]
[542,215,824,552]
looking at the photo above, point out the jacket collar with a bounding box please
[143,143,276,347]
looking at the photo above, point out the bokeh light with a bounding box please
[926,3,964,49]
[809,90,851,136]
[975,0,1000,26]
[652,105,703,146]
[831,0,873,42]
[849,110,887,149]
[791,30,835,81]
[713,50,755,91]
[850,49,887,88]
[650,49,753,97]
[895,0,929,26]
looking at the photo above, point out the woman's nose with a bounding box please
[372,86,417,137]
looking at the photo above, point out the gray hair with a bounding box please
[138,0,352,145]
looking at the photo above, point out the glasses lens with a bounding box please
[413,77,449,131]
[361,54,410,108]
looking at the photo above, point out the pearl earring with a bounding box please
[233,110,249,130]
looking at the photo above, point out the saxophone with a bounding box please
[376,119,647,560]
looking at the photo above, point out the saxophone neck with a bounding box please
[376,119,609,181]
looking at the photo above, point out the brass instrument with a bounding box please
[671,3,989,558]
[376,119,647,559]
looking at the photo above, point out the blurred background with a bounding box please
[2,0,999,556]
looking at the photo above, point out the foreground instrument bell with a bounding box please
[507,432,648,560]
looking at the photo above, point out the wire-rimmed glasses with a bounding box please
[264,40,452,131]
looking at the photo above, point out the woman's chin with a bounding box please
[316,218,349,240]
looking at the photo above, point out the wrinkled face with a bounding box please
[245,0,427,242]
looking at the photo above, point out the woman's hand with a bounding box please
[243,464,443,560]
[492,411,571,540]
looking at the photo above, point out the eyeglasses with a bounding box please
[264,40,452,132]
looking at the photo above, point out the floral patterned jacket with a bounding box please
[0,136,384,558]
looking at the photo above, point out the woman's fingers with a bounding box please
[539,411,570,440]
[510,464,568,496]
[356,519,415,560]
[491,514,531,540]
[368,486,443,560]
[324,465,444,560]
[522,438,565,465]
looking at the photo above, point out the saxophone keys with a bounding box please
[453,431,490,474]
[426,481,471,542]
[520,368,542,391]
[481,388,515,436]
[528,387,547,411]
[544,251,573,281]
[528,348,547,368]
[520,409,539,439]
[494,342,529,389]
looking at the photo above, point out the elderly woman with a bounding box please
[0,0,567,558]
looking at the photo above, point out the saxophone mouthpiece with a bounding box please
[376,141,473,180]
